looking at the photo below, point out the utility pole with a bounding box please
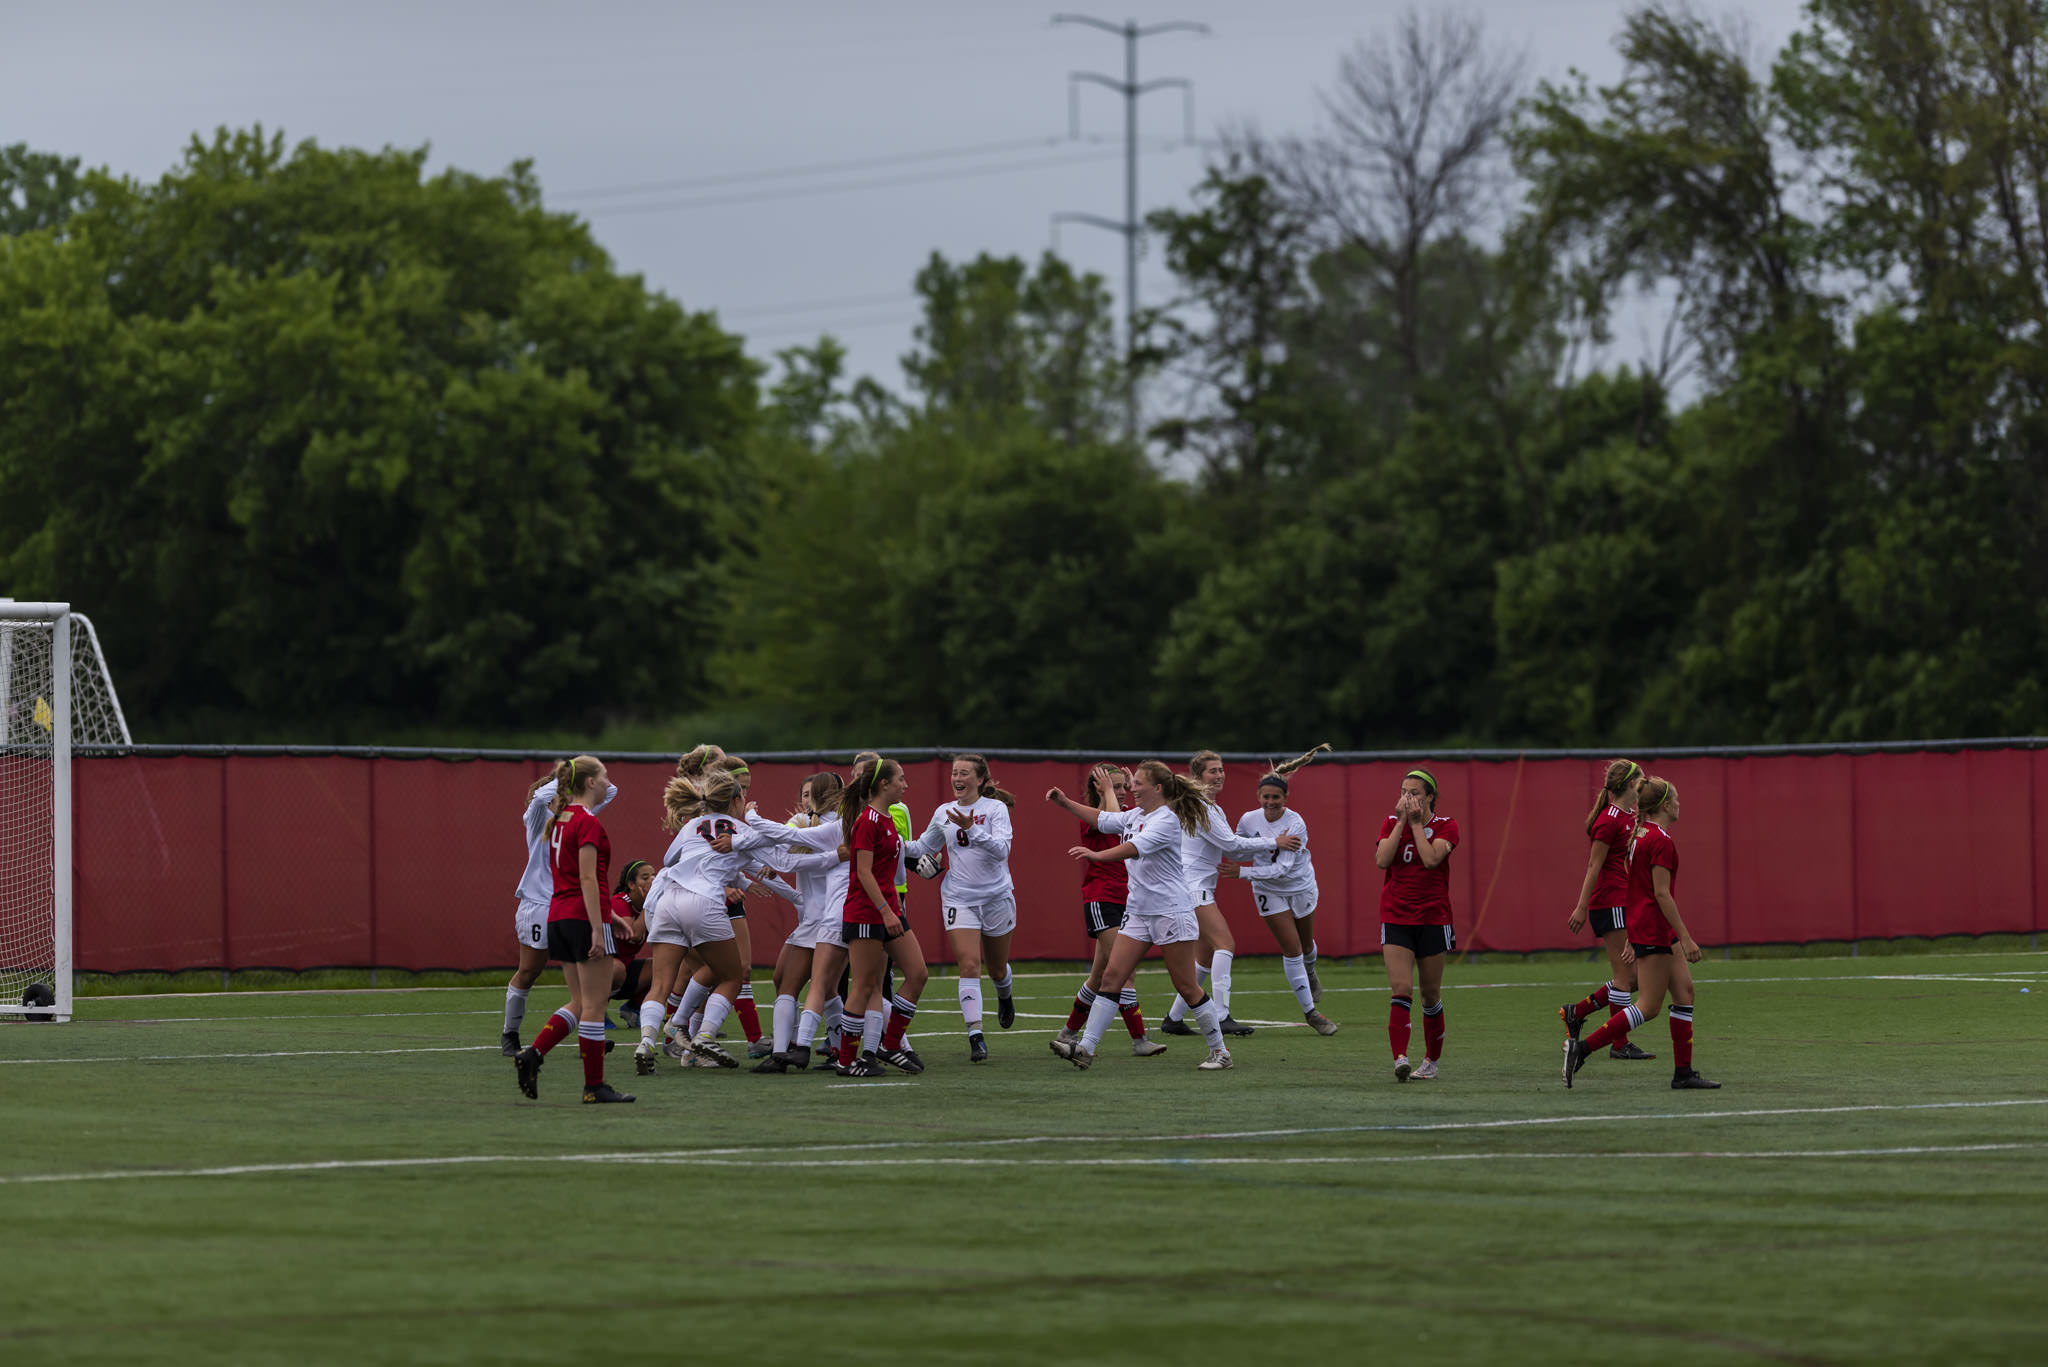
[1051,13,1207,443]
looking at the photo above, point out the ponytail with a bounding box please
[1138,759,1211,833]
[1269,742,1331,778]
[662,769,743,832]
[840,756,901,828]
[1586,758,1643,835]
[1638,776,1678,822]
[547,755,601,833]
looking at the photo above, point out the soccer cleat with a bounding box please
[1307,963,1323,1004]
[997,995,1016,1030]
[747,1039,775,1059]
[1068,1044,1097,1071]
[750,1053,789,1074]
[1198,1046,1233,1071]
[688,1035,739,1069]
[842,1052,886,1078]
[782,1044,812,1072]
[1219,1015,1255,1037]
[617,1006,640,1031]
[1671,1068,1722,1090]
[879,1046,925,1075]
[500,1030,521,1058]
[1049,1035,1077,1060]
[660,1029,689,1061]
[1054,1026,1080,1048]
[1412,1058,1438,1080]
[1559,1002,1586,1043]
[582,1083,636,1104]
[1611,1041,1657,1060]
[1304,1010,1339,1036]
[968,1034,989,1064]
[1131,1035,1168,1057]
[633,1046,658,1077]
[1562,1040,1589,1087]
[1159,1017,1196,1036]
[1394,1054,1413,1083]
[514,1046,542,1099]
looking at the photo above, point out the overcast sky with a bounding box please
[3,0,1806,393]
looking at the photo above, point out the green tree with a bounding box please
[0,144,85,236]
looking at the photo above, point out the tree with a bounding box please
[0,144,85,236]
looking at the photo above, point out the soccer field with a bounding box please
[5,954,2045,1366]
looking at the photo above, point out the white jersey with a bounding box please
[515,778,617,904]
[1234,807,1316,899]
[653,809,805,901]
[913,796,1015,905]
[1096,805,1191,917]
[764,814,849,923]
[1181,800,1279,895]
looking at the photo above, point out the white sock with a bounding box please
[992,967,1013,1000]
[1074,983,1098,1008]
[698,993,733,1040]
[1078,992,1121,1052]
[1282,954,1314,1013]
[1212,950,1235,1014]
[773,994,797,1053]
[1169,966,1208,1023]
[862,1008,886,1053]
[795,1008,821,1049]
[1191,993,1225,1050]
[824,994,844,1037]
[638,998,664,1046]
[502,985,529,1035]
[959,977,984,1032]
[672,980,711,1032]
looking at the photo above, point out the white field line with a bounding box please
[2,1097,2041,1187]
[0,1046,497,1066]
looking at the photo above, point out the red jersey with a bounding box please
[609,892,645,962]
[1378,814,1459,926]
[842,805,902,925]
[547,805,610,923]
[1080,820,1129,903]
[1626,821,1679,946]
[1588,804,1636,908]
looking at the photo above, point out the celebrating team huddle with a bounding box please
[499,746,1717,1103]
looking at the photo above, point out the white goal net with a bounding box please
[1,603,130,1022]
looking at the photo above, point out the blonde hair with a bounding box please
[663,769,743,832]
[840,756,903,827]
[546,755,603,832]
[1137,759,1211,832]
[676,743,726,779]
[952,753,1016,808]
[1188,749,1223,779]
[792,771,844,826]
[1259,742,1331,789]
[1638,776,1679,822]
[1587,759,1643,835]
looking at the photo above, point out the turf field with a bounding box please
[4,953,2045,1366]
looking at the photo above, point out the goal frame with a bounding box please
[0,601,72,1022]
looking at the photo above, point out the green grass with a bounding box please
[6,952,2047,1365]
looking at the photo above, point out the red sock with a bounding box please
[1121,1002,1146,1039]
[881,1006,913,1050]
[1571,982,1611,1018]
[735,994,762,1044]
[531,1011,573,1056]
[1607,1003,1628,1022]
[1423,1004,1445,1061]
[1388,996,1412,1059]
[837,1029,860,1067]
[1066,994,1091,1031]
[1583,1008,1635,1053]
[1670,1009,1693,1069]
[578,1036,604,1089]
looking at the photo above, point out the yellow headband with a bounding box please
[1405,768,1436,795]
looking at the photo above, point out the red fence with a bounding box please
[70,748,2048,973]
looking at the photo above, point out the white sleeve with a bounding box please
[1239,847,1301,882]
[1209,804,1277,859]
[782,846,845,875]
[1095,809,1134,837]
[967,802,1013,860]
[523,781,557,844]
[744,860,802,904]
[1129,814,1176,860]
[913,808,950,856]
[591,782,619,815]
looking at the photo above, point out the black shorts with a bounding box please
[1630,942,1673,958]
[1380,922,1455,958]
[843,921,899,942]
[1589,906,1626,937]
[547,919,596,962]
[1083,901,1126,937]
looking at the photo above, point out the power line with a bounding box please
[558,135,1078,201]
[745,311,925,341]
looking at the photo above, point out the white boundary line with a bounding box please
[3,1097,2041,1186]
[0,1046,495,1066]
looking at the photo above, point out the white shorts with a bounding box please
[646,883,736,949]
[1186,880,1218,908]
[1253,888,1318,920]
[787,915,837,951]
[515,898,549,952]
[1119,903,1200,947]
[942,895,1016,937]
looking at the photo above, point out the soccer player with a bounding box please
[1055,763,1165,1058]
[502,765,616,1055]
[1559,760,1655,1061]
[836,757,926,1078]
[608,859,654,1029]
[1564,778,1721,1090]
[910,754,1019,1063]
[1046,761,1236,1071]
[1223,771,1339,1035]
[1158,749,1305,1038]
[513,756,633,1104]
[1374,767,1458,1082]
[753,773,852,1074]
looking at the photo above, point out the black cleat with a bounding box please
[1562,1039,1589,1088]
[751,1053,789,1074]
[1559,1002,1585,1042]
[1611,1041,1657,1060]
[634,1048,658,1076]
[1219,1015,1255,1037]
[514,1046,542,1100]
[582,1083,636,1104]
[1159,1017,1196,1036]
[880,1046,925,1075]
[1671,1067,1722,1090]
[997,995,1016,1030]
[968,1033,989,1063]
[842,1052,885,1078]
[783,1044,812,1072]
[500,1030,521,1057]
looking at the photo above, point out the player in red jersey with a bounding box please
[608,860,653,1030]
[1055,763,1167,1058]
[1565,777,1720,1090]
[835,757,929,1078]
[1373,768,1458,1082]
[1558,760,1656,1062]
[513,755,634,1104]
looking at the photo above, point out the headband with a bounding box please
[1405,768,1437,795]
[1258,774,1289,793]
[614,859,649,894]
[1623,760,1641,786]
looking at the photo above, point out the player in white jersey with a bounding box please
[635,767,819,1070]
[501,769,617,1055]
[910,754,1019,1063]
[1045,760,1236,1070]
[1224,771,1339,1035]
[753,771,853,1073]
